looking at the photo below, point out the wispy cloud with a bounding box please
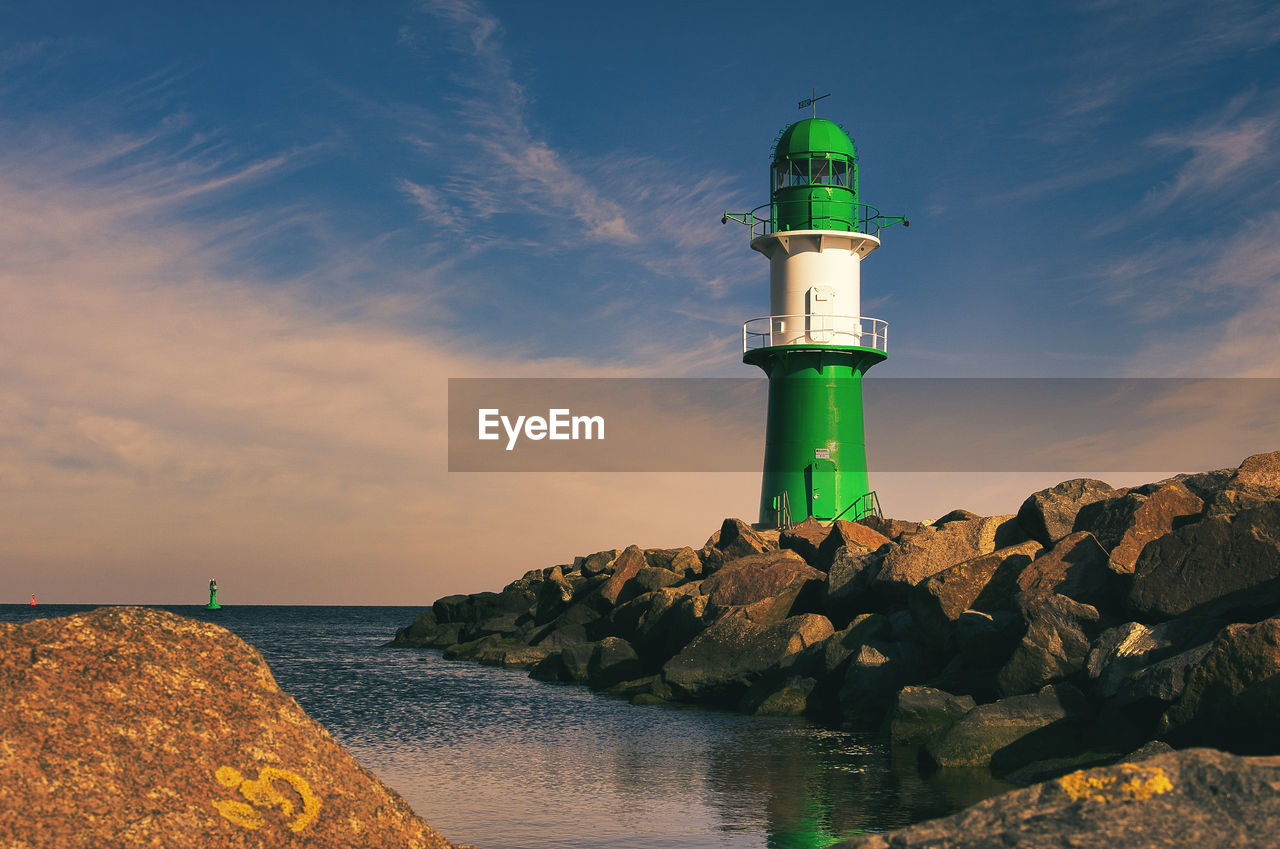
[1055,0,1280,122]
[1137,98,1276,216]
[0,113,761,602]
[405,0,636,245]
[398,0,753,300]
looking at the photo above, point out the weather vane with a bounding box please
[797,88,830,118]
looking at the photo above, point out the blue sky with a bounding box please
[2,1,1278,602]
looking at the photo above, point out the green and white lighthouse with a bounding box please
[725,100,907,528]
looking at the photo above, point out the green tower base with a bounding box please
[744,344,885,527]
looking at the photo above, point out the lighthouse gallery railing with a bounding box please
[743,314,888,353]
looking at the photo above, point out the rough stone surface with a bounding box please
[998,595,1101,696]
[872,515,1015,603]
[630,583,708,660]
[838,640,932,728]
[1206,449,1280,516]
[1161,618,1280,753]
[662,613,833,703]
[712,518,772,559]
[778,517,831,567]
[1128,502,1280,621]
[886,686,977,748]
[0,607,470,849]
[617,566,685,605]
[911,541,1042,648]
[923,683,1090,770]
[857,515,925,543]
[578,548,621,577]
[1085,617,1222,699]
[1073,483,1204,572]
[597,545,649,606]
[702,550,825,624]
[1015,532,1111,609]
[586,636,643,690]
[820,520,893,567]
[643,546,700,579]
[742,675,818,716]
[824,544,883,620]
[387,609,440,647]
[835,749,1280,849]
[1016,478,1116,547]
[1114,643,1213,713]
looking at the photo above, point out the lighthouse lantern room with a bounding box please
[725,99,907,529]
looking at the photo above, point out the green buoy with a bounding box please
[206,578,221,610]
[724,96,908,527]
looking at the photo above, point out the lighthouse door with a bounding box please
[806,458,837,519]
[807,286,835,343]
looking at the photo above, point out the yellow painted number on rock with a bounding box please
[213,764,322,833]
[1058,763,1174,803]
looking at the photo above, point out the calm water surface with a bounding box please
[1,604,1012,848]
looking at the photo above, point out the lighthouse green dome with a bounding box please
[770,118,859,232]
[772,118,856,160]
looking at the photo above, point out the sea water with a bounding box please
[1,604,1013,848]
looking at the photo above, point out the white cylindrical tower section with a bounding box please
[751,230,880,347]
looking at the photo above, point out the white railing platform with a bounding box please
[743,314,888,353]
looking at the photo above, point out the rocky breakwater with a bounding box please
[1,607,474,849]
[389,450,1280,783]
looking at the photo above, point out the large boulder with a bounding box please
[577,548,622,577]
[824,544,885,622]
[1206,449,1280,516]
[857,515,925,543]
[597,545,649,606]
[823,520,893,562]
[838,640,933,728]
[1127,502,1280,621]
[781,518,892,571]
[1085,617,1223,699]
[1014,531,1111,609]
[586,637,643,690]
[1016,478,1115,546]
[1160,618,1280,753]
[835,749,1280,849]
[643,546,701,579]
[778,517,831,567]
[533,565,575,623]
[1073,483,1204,572]
[885,686,977,748]
[701,550,825,624]
[910,540,1042,648]
[1112,642,1214,728]
[386,608,440,647]
[871,515,1016,604]
[0,608,470,849]
[630,583,709,661]
[997,595,1101,696]
[616,566,685,605]
[922,683,1090,770]
[661,613,833,704]
[700,518,772,570]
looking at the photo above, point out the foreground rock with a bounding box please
[1,607,472,849]
[835,748,1280,848]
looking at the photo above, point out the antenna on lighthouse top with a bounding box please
[797,89,830,118]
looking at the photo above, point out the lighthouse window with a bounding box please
[788,159,808,186]
[832,161,848,186]
[811,159,831,184]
